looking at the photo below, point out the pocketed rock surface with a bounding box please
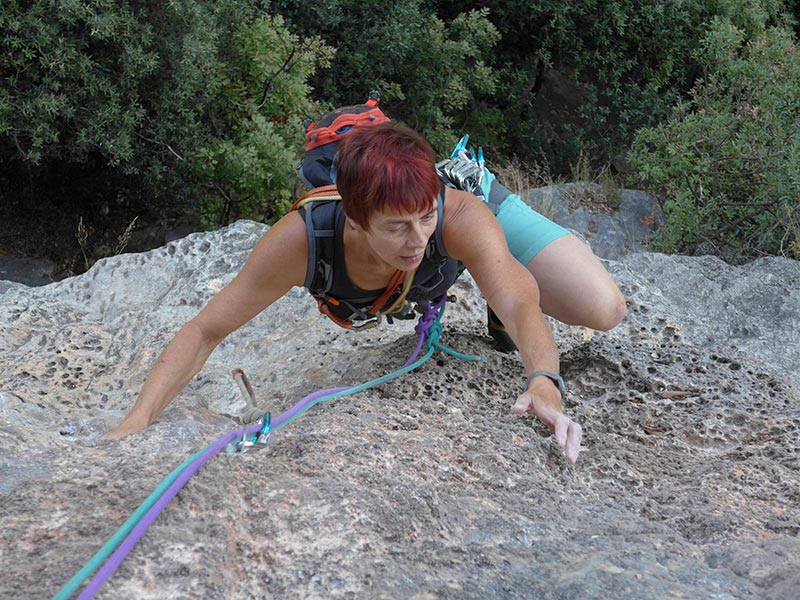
[1,220,798,599]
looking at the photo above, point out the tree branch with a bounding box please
[134,132,185,162]
[256,47,297,110]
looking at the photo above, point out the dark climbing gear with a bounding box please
[487,305,518,353]
[298,90,390,188]
[291,183,459,330]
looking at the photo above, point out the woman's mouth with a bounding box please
[400,252,424,265]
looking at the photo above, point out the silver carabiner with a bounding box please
[350,313,382,331]
[224,411,272,455]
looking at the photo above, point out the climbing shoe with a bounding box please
[487,305,518,353]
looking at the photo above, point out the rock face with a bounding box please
[526,184,662,260]
[1,220,798,599]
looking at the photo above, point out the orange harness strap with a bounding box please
[368,269,405,315]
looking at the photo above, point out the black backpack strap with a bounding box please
[302,205,317,289]
[434,182,448,257]
[298,202,337,293]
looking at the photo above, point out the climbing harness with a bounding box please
[294,92,465,331]
[53,297,480,600]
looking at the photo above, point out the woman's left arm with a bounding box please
[442,191,582,463]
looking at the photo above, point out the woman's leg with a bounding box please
[527,234,627,331]
[494,194,626,332]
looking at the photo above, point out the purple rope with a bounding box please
[77,386,348,599]
[77,427,242,599]
[272,386,351,427]
[393,296,444,370]
[78,301,446,598]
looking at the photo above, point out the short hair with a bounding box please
[335,123,439,230]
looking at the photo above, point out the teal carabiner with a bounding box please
[450,134,470,158]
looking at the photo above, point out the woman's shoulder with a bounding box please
[264,210,307,247]
[245,210,308,288]
[440,185,507,263]
[441,186,492,228]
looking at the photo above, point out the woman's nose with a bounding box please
[409,222,427,246]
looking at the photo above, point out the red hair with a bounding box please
[335,123,439,230]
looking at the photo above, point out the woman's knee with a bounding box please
[591,288,627,331]
[528,236,628,331]
[540,280,627,331]
[552,273,627,331]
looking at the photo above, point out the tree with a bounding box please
[630,21,800,261]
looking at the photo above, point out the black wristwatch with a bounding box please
[526,370,567,399]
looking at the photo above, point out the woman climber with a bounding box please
[106,122,626,464]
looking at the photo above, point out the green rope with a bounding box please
[273,303,480,430]
[424,320,481,362]
[52,449,209,600]
[273,344,438,431]
[53,301,479,599]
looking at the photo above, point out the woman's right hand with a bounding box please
[104,412,150,439]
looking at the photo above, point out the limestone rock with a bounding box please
[526,185,662,260]
[1,220,797,599]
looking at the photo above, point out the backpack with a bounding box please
[297,90,390,189]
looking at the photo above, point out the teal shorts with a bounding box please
[495,194,569,265]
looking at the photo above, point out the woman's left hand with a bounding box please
[512,384,582,464]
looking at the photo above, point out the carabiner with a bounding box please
[224,411,272,454]
[350,313,382,331]
[450,134,470,158]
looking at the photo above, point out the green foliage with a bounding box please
[269,1,500,154]
[194,15,333,226]
[3,0,799,267]
[436,0,796,170]
[0,0,157,166]
[391,8,501,152]
[630,22,800,262]
[0,0,252,210]
[0,2,332,234]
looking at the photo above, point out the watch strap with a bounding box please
[526,370,566,398]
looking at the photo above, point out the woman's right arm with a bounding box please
[106,212,309,438]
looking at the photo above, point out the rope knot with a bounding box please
[415,302,440,336]
[425,321,444,349]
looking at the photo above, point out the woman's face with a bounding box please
[362,200,438,271]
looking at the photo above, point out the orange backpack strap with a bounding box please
[312,269,405,331]
[291,184,341,211]
[367,270,406,316]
